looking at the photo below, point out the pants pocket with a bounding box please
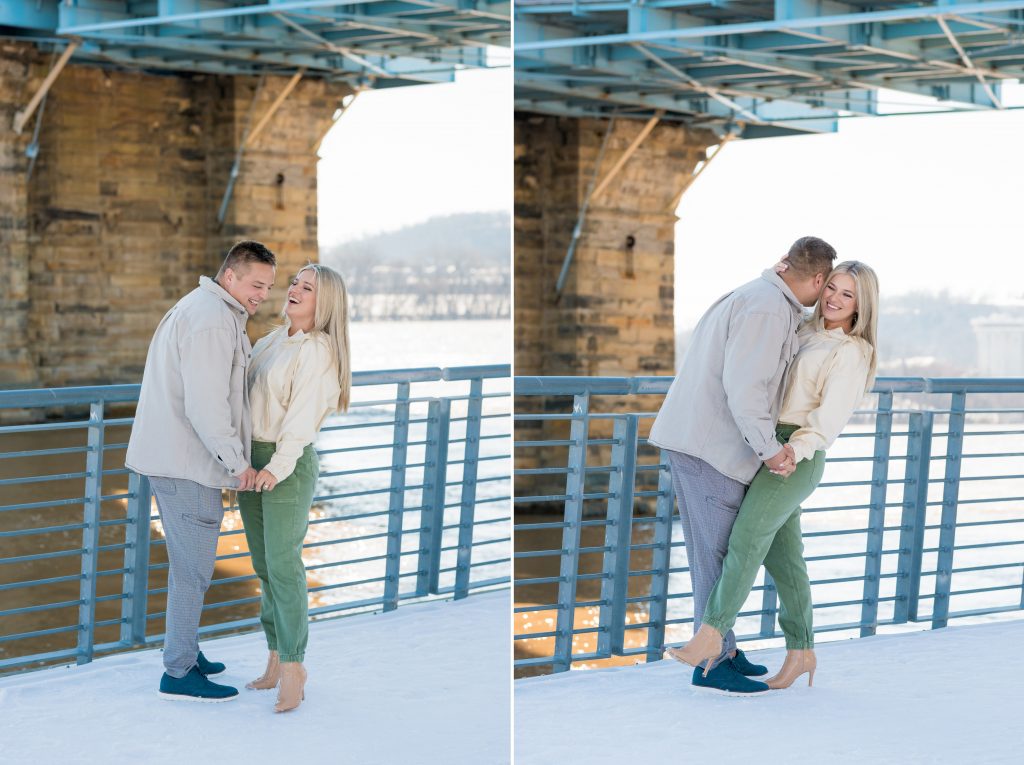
[183,513,220,530]
[149,477,178,496]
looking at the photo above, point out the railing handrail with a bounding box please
[514,375,1024,396]
[0,364,512,410]
[513,374,1024,674]
[0,364,512,673]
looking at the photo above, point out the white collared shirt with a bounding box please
[780,317,872,464]
[247,326,341,482]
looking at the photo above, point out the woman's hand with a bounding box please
[254,468,279,493]
[773,259,789,275]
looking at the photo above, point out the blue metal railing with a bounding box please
[0,365,510,673]
[513,376,1024,673]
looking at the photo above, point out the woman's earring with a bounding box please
[853,311,859,325]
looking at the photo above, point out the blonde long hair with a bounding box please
[282,263,352,412]
[810,260,879,395]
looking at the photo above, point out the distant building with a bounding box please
[972,316,1024,376]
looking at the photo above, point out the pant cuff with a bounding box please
[278,653,304,663]
[785,637,814,649]
[701,616,732,637]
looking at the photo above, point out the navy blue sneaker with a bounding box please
[691,662,770,696]
[196,650,226,676]
[730,648,768,677]
[158,666,238,703]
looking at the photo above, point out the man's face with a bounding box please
[222,263,275,316]
[795,272,826,307]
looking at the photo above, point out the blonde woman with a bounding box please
[238,263,351,713]
[668,261,879,691]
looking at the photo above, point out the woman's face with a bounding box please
[285,269,317,329]
[820,271,858,326]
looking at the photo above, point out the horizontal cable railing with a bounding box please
[514,376,1024,674]
[0,365,510,674]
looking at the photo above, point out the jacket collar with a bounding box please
[200,276,248,319]
[760,268,805,314]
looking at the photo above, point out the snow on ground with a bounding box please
[516,618,1024,765]
[0,591,510,765]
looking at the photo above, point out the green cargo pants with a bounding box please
[702,423,825,649]
[238,441,319,663]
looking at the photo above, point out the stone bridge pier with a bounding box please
[1,41,351,389]
[514,113,717,505]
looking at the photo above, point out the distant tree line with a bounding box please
[321,211,510,321]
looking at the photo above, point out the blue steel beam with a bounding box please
[517,1,1024,50]
[2,1,507,88]
[514,1,1024,127]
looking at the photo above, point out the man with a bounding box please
[126,241,276,702]
[648,236,835,695]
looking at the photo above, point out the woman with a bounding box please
[668,260,879,689]
[238,263,352,712]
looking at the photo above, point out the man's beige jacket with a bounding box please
[648,269,805,485]
[126,277,252,489]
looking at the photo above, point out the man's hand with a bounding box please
[764,444,796,477]
[254,468,279,493]
[774,259,790,275]
[236,466,258,492]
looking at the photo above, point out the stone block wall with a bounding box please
[514,113,716,507]
[0,41,351,389]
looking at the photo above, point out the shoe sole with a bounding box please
[691,685,771,697]
[157,691,239,703]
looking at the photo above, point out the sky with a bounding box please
[674,82,1024,329]
[317,60,511,246]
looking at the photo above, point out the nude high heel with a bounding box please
[274,662,307,713]
[766,649,817,689]
[246,650,281,690]
[664,624,725,677]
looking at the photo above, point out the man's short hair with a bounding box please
[217,241,276,277]
[784,236,836,277]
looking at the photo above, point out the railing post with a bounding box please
[417,399,450,596]
[78,401,105,665]
[933,392,966,629]
[552,392,590,672]
[120,471,152,646]
[453,378,484,600]
[895,411,932,624]
[860,391,893,637]
[383,382,411,612]
[598,415,637,657]
[759,572,778,638]
[645,451,675,663]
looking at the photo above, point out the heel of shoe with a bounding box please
[807,668,815,687]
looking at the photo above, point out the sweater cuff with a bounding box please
[264,454,297,485]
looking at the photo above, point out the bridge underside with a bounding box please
[516,0,1024,138]
[2,1,510,87]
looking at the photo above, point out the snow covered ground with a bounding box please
[0,591,510,765]
[516,617,1024,765]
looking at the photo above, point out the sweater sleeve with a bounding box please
[787,341,870,464]
[263,340,334,483]
[722,309,789,463]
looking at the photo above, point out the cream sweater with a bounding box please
[780,318,873,464]
[247,326,341,482]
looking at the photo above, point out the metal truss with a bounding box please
[1,1,510,87]
[514,0,1024,137]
